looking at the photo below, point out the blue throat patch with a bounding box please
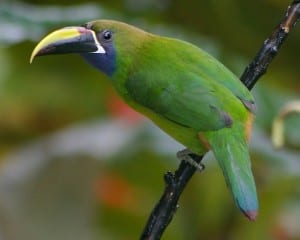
[80,44,116,77]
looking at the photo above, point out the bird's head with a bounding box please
[30,20,149,77]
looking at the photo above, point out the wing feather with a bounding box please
[123,37,253,131]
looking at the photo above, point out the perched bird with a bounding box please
[30,20,258,220]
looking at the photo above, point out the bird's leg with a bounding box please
[176,149,205,171]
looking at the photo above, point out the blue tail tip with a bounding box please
[243,210,258,221]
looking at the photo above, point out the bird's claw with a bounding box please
[176,149,205,172]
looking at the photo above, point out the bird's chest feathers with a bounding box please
[124,68,173,112]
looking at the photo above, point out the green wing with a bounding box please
[125,69,245,131]
[123,37,253,131]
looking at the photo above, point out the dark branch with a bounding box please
[240,0,300,90]
[140,154,203,240]
[141,1,300,239]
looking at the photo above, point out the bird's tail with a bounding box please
[203,123,258,220]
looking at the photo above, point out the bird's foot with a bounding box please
[176,149,205,172]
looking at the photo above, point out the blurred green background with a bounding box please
[0,1,300,240]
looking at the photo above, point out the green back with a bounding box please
[116,35,254,131]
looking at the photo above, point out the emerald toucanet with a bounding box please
[30,20,258,220]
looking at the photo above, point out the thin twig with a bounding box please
[240,0,300,90]
[140,1,300,239]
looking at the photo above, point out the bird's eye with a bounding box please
[103,30,112,41]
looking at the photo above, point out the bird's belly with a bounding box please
[126,99,207,155]
[151,115,208,155]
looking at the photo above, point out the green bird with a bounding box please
[30,20,258,220]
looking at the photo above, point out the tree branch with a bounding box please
[140,1,300,239]
[241,0,300,90]
[140,154,203,240]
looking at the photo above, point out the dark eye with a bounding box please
[103,30,112,41]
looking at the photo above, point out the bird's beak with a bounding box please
[30,26,105,63]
